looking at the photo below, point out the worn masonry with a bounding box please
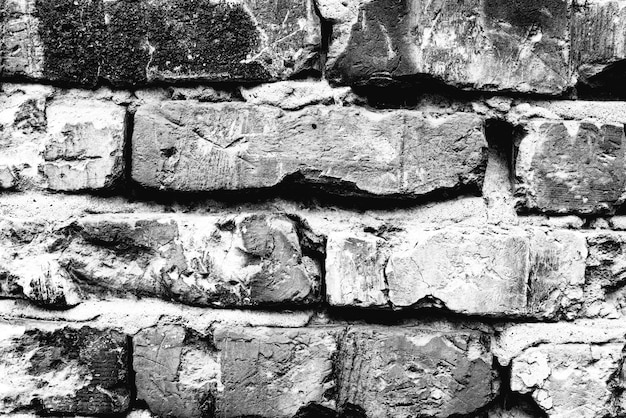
[2,0,626,417]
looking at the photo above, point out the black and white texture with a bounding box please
[3,0,626,417]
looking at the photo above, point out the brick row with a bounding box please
[4,89,626,214]
[0,322,499,417]
[4,212,626,320]
[6,319,625,418]
[4,0,626,93]
[0,213,324,308]
[133,323,498,418]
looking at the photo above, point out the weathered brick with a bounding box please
[317,0,571,94]
[0,90,125,191]
[325,232,389,307]
[515,120,626,214]
[386,227,530,315]
[41,97,125,190]
[496,321,626,418]
[571,0,626,82]
[326,226,588,319]
[131,102,487,197]
[584,232,626,318]
[1,0,45,80]
[336,326,499,418]
[511,343,625,417]
[527,229,588,319]
[214,326,337,417]
[0,213,323,308]
[1,0,320,85]
[0,326,131,415]
[134,324,337,418]
[134,325,219,418]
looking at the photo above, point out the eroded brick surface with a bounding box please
[0,326,131,415]
[132,102,487,197]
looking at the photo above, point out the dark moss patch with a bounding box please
[145,0,269,81]
[33,0,275,85]
[101,0,150,86]
[35,0,105,86]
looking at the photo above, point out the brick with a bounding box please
[386,227,530,315]
[571,0,626,82]
[1,0,320,86]
[0,326,131,415]
[214,326,337,417]
[325,226,588,319]
[133,325,219,418]
[0,91,125,191]
[527,229,587,320]
[0,213,323,308]
[134,324,337,418]
[336,326,499,418]
[584,232,626,318]
[131,102,487,197]
[516,120,626,214]
[325,232,388,307]
[318,0,571,94]
[511,343,626,417]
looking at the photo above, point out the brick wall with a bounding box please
[2,0,626,417]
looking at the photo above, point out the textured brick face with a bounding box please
[1,0,320,85]
[0,326,131,415]
[318,0,571,94]
[131,102,487,197]
[516,120,626,214]
[0,213,323,308]
[0,91,125,191]
[336,327,499,418]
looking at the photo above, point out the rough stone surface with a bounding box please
[336,326,499,418]
[511,343,625,418]
[0,326,131,415]
[571,0,626,82]
[0,218,83,307]
[515,120,626,214]
[498,321,626,417]
[134,324,337,418]
[1,0,45,80]
[132,102,487,197]
[325,225,588,319]
[1,0,320,85]
[134,325,219,418]
[527,229,588,320]
[584,232,626,318]
[0,90,125,191]
[325,231,389,307]
[318,0,571,94]
[214,326,337,417]
[386,227,529,315]
[0,213,323,307]
[6,3,626,415]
